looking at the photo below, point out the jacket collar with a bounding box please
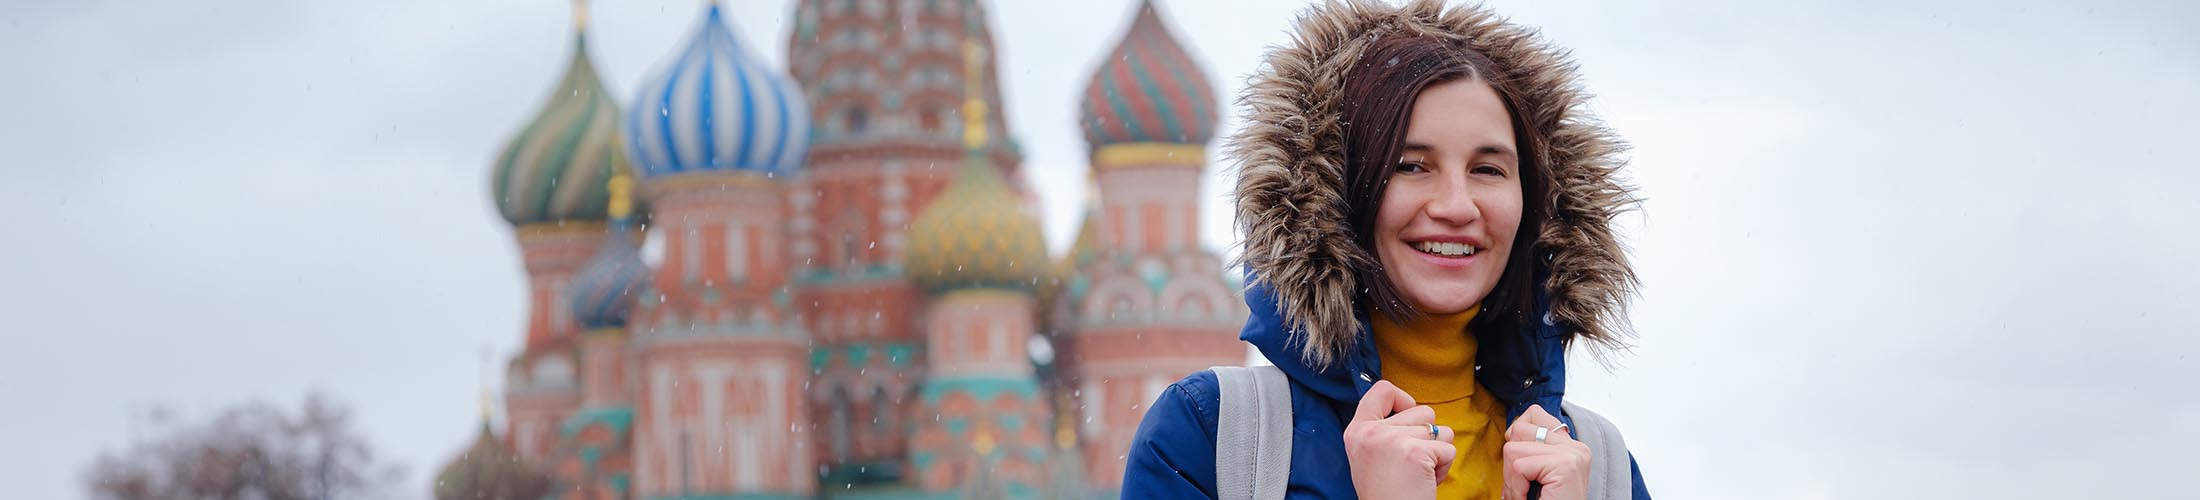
[1239,268,1567,421]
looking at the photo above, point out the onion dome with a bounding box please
[905,154,1049,293]
[436,390,552,500]
[567,174,651,330]
[624,2,811,178]
[433,422,551,500]
[490,7,626,227]
[1079,0,1219,148]
[907,40,1047,293]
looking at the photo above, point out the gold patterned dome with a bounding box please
[905,155,1049,293]
[905,37,1049,293]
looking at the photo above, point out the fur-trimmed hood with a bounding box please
[1230,0,1638,369]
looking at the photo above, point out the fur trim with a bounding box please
[1228,0,1638,368]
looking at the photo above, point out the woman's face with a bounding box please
[1374,78,1524,316]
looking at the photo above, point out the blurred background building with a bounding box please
[444,0,1243,498]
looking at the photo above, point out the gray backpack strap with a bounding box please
[1213,365,1293,500]
[1560,402,1634,500]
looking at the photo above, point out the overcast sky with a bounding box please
[4,0,2197,498]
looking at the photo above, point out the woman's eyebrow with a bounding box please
[1399,143,1513,157]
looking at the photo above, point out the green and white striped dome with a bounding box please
[490,23,628,227]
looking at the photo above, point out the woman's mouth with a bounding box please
[1411,241,1478,257]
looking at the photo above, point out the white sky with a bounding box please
[3,0,2196,499]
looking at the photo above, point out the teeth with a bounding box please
[1413,241,1476,257]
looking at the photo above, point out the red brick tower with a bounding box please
[554,168,650,499]
[490,0,624,468]
[784,0,1027,486]
[1057,0,1248,491]
[620,1,815,497]
[901,39,1056,496]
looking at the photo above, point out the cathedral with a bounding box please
[437,0,1246,498]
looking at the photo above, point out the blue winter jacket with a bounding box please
[1117,282,1651,499]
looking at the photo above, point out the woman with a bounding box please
[1120,1,1647,499]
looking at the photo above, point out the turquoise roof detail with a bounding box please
[919,376,1041,405]
[559,406,634,440]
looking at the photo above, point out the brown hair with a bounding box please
[1338,33,1555,334]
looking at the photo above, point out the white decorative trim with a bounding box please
[882,160,908,201]
[749,306,773,327]
[516,420,539,460]
[1079,380,1104,437]
[791,182,817,209]
[988,320,1009,362]
[682,223,701,284]
[1123,201,1144,251]
[1167,203,1188,251]
[727,225,749,282]
[550,280,570,334]
[645,364,675,493]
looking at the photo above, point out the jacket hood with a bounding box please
[1229,0,1639,369]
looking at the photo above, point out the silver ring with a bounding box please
[1535,423,1570,443]
[1428,423,1440,440]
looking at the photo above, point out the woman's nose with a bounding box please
[1425,171,1480,224]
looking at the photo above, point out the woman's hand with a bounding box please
[1502,404,1593,500]
[1345,380,1455,500]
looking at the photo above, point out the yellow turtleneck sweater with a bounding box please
[1372,305,1509,500]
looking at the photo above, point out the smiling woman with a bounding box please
[1120,1,1647,499]
[1341,35,1542,330]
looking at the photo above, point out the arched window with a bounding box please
[533,356,575,388]
[829,388,853,461]
[845,107,869,135]
[839,233,859,269]
[833,206,869,273]
[870,386,895,432]
[919,105,943,135]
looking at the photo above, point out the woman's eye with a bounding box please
[1473,164,1507,176]
[1395,162,1429,173]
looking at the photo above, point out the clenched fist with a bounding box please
[1344,380,1455,500]
[1501,404,1592,500]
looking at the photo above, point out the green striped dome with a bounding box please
[491,33,627,227]
[1079,0,1217,148]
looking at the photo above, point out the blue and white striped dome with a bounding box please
[625,3,811,178]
